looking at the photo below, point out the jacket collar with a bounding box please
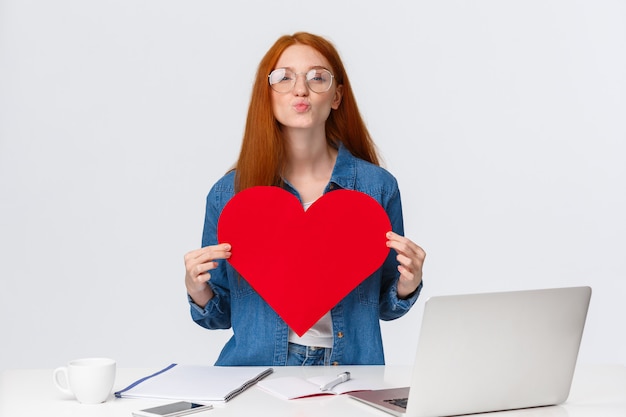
[280,142,358,197]
[327,142,357,191]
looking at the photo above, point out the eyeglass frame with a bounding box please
[267,67,335,94]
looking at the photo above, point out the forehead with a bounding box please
[275,44,331,70]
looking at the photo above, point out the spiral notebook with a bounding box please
[115,364,273,403]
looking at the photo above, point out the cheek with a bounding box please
[321,90,340,111]
[270,98,290,126]
[270,95,284,116]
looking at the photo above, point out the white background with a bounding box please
[1,0,624,373]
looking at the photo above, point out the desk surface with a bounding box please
[1,364,625,417]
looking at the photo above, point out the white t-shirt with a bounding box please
[287,199,334,348]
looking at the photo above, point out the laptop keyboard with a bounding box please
[384,397,409,409]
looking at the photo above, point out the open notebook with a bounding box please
[349,286,591,417]
[115,364,273,403]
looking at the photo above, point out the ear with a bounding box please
[331,85,343,110]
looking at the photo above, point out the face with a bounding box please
[270,44,343,133]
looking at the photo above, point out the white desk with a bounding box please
[1,364,625,417]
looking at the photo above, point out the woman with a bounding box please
[184,32,426,366]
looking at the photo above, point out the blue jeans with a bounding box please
[286,343,332,366]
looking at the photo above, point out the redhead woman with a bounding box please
[184,32,426,366]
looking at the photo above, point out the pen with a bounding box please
[320,371,351,391]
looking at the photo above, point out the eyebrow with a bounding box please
[277,65,329,71]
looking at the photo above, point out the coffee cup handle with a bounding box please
[53,366,74,396]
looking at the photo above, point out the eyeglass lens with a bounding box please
[268,68,333,93]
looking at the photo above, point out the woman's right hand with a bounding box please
[184,243,231,308]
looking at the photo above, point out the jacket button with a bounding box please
[337,332,344,338]
[332,361,339,366]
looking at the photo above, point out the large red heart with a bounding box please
[217,186,392,336]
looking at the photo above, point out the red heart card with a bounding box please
[217,186,392,336]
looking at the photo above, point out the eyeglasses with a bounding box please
[268,68,334,94]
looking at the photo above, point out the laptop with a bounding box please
[349,286,591,417]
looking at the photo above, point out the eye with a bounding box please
[269,69,293,85]
[307,70,328,84]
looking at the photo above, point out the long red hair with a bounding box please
[234,32,379,192]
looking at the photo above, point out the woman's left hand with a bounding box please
[386,231,426,299]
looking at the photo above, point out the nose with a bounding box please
[292,73,309,96]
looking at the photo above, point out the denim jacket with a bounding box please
[189,144,422,366]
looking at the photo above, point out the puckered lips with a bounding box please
[292,100,311,113]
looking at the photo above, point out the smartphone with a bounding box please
[132,401,213,417]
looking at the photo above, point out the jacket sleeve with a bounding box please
[188,185,233,329]
[378,184,422,321]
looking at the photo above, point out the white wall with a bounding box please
[1,0,624,372]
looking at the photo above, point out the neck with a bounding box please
[284,141,335,177]
[282,131,337,202]
[282,126,331,175]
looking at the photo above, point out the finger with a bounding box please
[396,253,423,274]
[386,233,426,259]
[386,231,417,247]
[194,260,218,278]
[387,238,420,259]
[188,264,218,291]
[185,244,232,264]
[186,256,220,284]
[397,265,416,283]
[203,243,232,260]
[193,271,212,284]
[397,264,423,298]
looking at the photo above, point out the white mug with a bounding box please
[53,357,116,404]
